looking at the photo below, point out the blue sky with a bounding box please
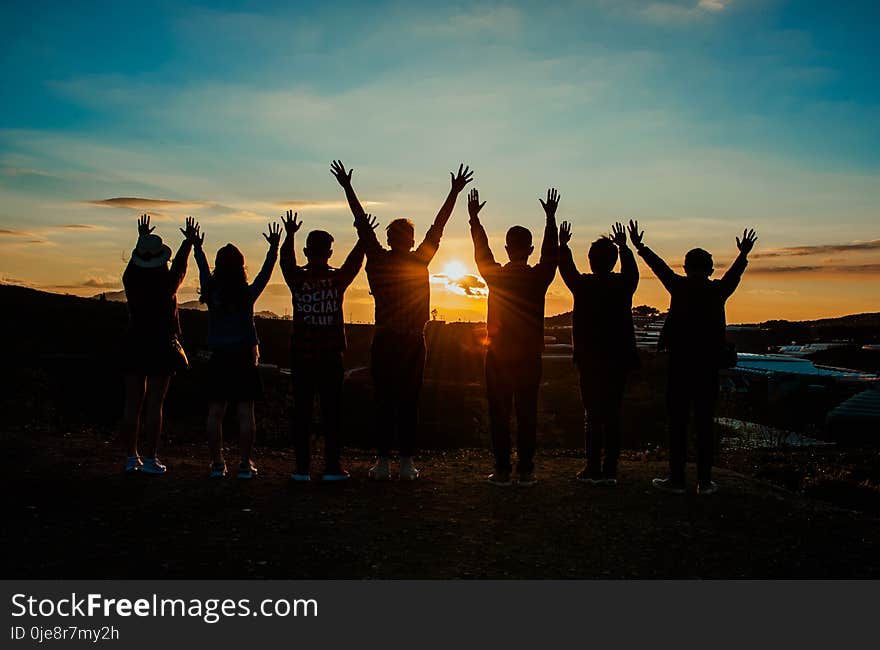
[1,0,879,321]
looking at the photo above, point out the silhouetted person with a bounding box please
[631,222,757,496]
[559,220,639,485]
[280,209,376,482]
[120,214,199,475]
[194,222,281,479]
[331,159,473,480]
[469,187,559,486]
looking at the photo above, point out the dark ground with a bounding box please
[3,429,879,579]
[2,284,879,578]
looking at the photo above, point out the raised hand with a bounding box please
[263,222,282,247]
[330,160,353,188]
[137,214,155,236]
[611,222,627,247]
[736,228,757,255]
[450,164,474,194]
[467,188,486,221]
[364,214,380,230]
[281,209,302,235]
[628,219,644,248]
[539,188,560,219]
[180,216,201,244]
[559,221,572,246]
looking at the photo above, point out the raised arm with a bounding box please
[192,230,211,297]
[467,188,500,280]
[337,239,367,290]
[612,221,639,295]
[536,188,560,286]
[415,163,474,263]
[169,216,198,291]
[630,220,678,294]
[279,210,302,288]
[331,160,367,220]
[250,222,281,301]
[353,212,384,259]
[557,221,580,292]
[719,228,757,298]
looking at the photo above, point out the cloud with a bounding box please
[637,0,732,25]
[0,167,52,177]
[752,239,880,259]
[749,263,880,274]
[698,0,731,11]
[61,223,103,230]
[86,197,211,211]
[0,228,31,236]
[270,200,383,210]
[431,273,488,298]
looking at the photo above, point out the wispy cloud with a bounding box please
[269,200,384,210]
[749,263,880,274]
[86,197,212,211]
[752,239,880,259]
[0,167,52,177]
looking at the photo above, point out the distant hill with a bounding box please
[545,311,572,327]
[754,313,880,329]
[93,291,280,318]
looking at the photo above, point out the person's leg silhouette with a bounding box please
[486,351,514,475]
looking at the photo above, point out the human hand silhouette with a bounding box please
[628,219,644,249]
[467,188,486,221]
[362,213,380,230]
[611,222,627,247]
[281,210,301,235]
[736,228,757,255]
[450,164,474,194]
[559,221,572,246]
[330,160,353,188]
[263,222,282,247]
[137,214,155,236]
[539,188,560,219]
[180,216,202,245]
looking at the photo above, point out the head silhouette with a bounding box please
[386,218,415,252]
[304,230,334,265]
[684,247,714,279]
[588,237,618,275]
[505,226,533,263]
[202,243,249,306]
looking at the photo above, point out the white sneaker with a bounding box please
[399,457,420,481]
[123,456,142,474]
[697,480,719,496]
[368,457,391,481]
[140,457,167,475]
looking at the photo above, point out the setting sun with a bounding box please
[442,260,468,282]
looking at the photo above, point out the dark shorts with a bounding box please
[119,335,188,377]
[206,347,264,403]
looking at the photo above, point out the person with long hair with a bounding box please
[194,222,282,479]
[120,214,200,474]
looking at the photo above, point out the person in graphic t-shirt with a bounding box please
[279,209,377,481]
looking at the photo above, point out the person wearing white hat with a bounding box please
[120,214,201,475]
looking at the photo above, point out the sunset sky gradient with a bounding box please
[1,0,878,323]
